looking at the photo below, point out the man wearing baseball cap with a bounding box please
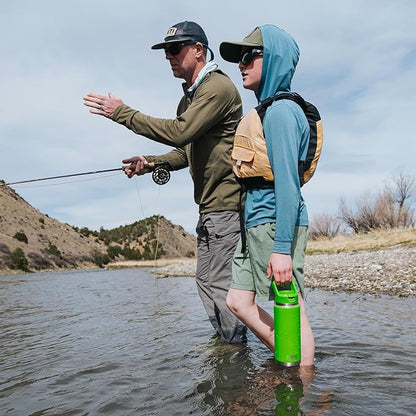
[151,20,215,60]
[83,21,247,344]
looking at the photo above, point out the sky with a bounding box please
[1,1,415,234]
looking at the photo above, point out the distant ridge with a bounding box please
[0,181,196,273]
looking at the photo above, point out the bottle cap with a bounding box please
[272,281,298,305]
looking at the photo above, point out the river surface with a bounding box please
[1,268,415,416]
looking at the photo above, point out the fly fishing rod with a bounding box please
[2,163,171,186]
[3,168,122,186]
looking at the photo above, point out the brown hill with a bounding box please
[0,181,196,274]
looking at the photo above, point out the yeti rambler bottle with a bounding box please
[272,281,301,366]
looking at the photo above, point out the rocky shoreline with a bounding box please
[150,246,416,297]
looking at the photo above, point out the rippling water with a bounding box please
[1,268,415,415]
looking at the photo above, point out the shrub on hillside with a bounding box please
[107,244,123,259]
[91,249,110,268]
[122,245,142,260]
[45,243,62,258]
[13,231,28,244]
[11,248,28,271]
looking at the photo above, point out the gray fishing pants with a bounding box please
[196,211,247,344]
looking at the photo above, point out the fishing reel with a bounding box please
[151,163,171,185]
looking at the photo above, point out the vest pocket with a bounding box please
[231,109,274,182]
[232,143,255,167]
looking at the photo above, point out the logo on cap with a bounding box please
[166,27,178,37]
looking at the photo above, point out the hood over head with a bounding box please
[257,24,299,101]
[220,24,299,102]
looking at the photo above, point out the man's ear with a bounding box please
[195,42,205,59]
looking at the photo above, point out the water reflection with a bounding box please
[194,337,333,415]
[228,365,333,416]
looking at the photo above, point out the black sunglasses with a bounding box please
[240,49,263,66]
[164,41,195,56]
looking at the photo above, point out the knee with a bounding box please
[225,292,238,314]
[226,289,245,316]
[226,291,236,313]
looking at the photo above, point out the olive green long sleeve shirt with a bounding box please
[113,70,242,213]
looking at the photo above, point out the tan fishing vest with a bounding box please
[231,109,274,182]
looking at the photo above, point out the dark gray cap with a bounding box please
[151,21,209,49]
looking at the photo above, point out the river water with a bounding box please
[1,268,415,416]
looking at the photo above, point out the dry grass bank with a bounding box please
[306,228,416,254]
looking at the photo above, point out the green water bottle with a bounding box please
[272,281,301,366]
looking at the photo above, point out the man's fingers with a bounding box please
[83,93,107,109]
[122,158,137,164]
[85,92,106,100]
[83,100,96,108]
[122,165,136,178]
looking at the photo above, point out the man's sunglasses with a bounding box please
[164,41,195,56]
[240,49,263,66]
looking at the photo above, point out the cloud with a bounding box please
[1,0,415,234]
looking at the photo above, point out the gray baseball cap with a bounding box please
[151,21,209,49]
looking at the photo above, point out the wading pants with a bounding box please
[196,211,247,344]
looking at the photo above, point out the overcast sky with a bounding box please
[1,1,415,234]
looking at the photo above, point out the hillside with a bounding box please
[0,182,196,274]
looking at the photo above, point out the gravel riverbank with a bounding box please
[151,246,416,297]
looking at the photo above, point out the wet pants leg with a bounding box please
[196,211,247,344]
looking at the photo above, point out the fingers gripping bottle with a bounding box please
[272,281,301,366]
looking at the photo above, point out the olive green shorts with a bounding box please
[231,223,308,301]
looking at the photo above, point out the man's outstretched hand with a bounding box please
[83,92,123,118]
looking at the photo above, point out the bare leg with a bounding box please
[299,294,315,366]
[227,288,315,366]
[226,288,274,350]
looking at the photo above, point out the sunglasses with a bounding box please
[240,49,263,66]
[164,41,195,56]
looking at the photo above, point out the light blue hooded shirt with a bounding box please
[244,24,309,254]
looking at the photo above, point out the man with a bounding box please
[83,21,247,344]
[219,25,315,365]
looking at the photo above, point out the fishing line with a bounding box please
[130,174,164,313]
[154,186,162,267]
[131,173,163,269]
[153,186,163,312]
[133,176,146,220]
